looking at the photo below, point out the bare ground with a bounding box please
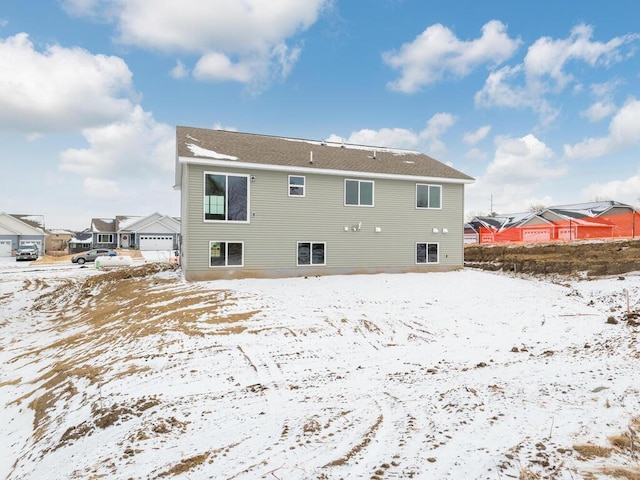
[464,238,640,277]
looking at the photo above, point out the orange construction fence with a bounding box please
[477,211,640,244]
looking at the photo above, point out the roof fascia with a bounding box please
[178,156,474,185]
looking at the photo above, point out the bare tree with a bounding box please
[528,203,546,213]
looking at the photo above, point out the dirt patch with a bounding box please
[464,239,640,277]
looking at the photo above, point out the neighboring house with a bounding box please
[0,213,46,256]
[45,229,73,255]
[90,218,118,249]
[463,223,479,244]
[116,213,180,250]
[467,201,639,244]
[174,126,475,281]
[89,214,180,251]
[68,231,93,254]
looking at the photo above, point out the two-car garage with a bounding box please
[138,235,175,251]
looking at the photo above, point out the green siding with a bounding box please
[182,164,465,279]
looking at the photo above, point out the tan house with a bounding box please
[45,229,73,256]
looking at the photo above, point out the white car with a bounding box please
[15,245,39,261]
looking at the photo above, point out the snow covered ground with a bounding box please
[1,264,639,479]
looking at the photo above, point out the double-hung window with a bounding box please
[210,241,243,267]
[297,242,326,266]
[289,175,305,197]
[416,242,439,264]
[97,234,113,243]
[416,184,441,209]
[204,173,249,221]
[345,179,374,206]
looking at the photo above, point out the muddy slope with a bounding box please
[464,239,640,277]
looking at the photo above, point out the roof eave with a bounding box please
[178,156,475,184]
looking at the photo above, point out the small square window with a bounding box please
[289,175,305,197]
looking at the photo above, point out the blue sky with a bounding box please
[2,1,640,230]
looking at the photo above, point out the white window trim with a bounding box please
[203,171,251,224]
[209,240,245,268]
[296,241,327,266]
[97,234,114,243]
[344,179,375,207]
[288,175,306,197]
[415,183,442,210]
[416,242,440,264]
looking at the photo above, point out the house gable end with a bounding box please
[1,213,45,235]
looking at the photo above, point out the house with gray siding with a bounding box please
[0,213,47,257]
[175,126,474,281]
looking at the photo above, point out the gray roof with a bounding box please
[176,126,474,182]
[10,214,45,231]
[91,218,116,232]
[546,200,633,219]
[469,200,636,231]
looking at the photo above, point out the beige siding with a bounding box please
[183,164,465,279]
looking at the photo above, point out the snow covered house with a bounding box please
[0,213,46,256]
[174,126,474,281]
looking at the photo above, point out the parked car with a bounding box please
[15,245,39,261]
[71,248,118,264]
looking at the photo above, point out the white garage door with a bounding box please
[139,235,174,251]
[0,240,12,257]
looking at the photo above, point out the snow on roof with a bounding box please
[547,200,633,218]
[9,214,46,231]
[186,143,238,160]
[281,136,420,156]
[116,216,143,231]
[68,237,92,244]
[469,212,537,231]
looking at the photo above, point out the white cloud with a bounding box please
[463,125,491,145]
[83,177,121,198]
[581,100,617,122]
[524,24,638,90]
[59,0,102,18]
[475,25,639,125]
[485,134,565,184]
[0,33,136,134]
[327,128,419,149]
[466,134,567,215]
[474,65,560,126]
[564,98,640,159]
[582,173,640,208]
[193,52,254,83]
[170,60,189,79]
[383,20,520,93]
[59,105,174,178]
[465,147,487,160]
[326,113,456,156]
[420,113,456,140]
[580,80,622,122]
[66,0,328,88]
